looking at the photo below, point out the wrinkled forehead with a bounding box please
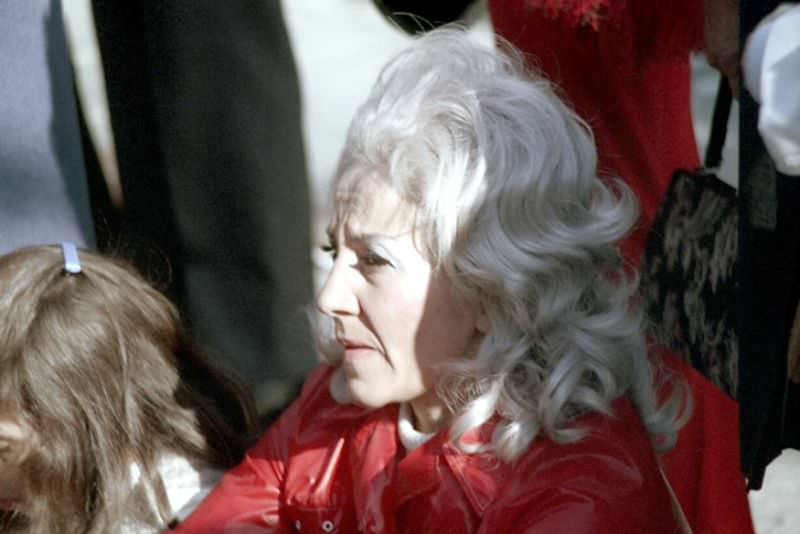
[329,172,417,238]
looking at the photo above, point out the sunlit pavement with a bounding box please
[749,450,800,534]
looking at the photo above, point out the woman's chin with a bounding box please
[330,366,394,410]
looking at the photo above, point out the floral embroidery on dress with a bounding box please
[524,0,609,30]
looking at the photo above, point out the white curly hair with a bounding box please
[319,27,688,461]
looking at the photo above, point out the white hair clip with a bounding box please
[61,242,82,274]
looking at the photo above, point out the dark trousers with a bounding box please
[737,0,800,487]
[90,1,315,411]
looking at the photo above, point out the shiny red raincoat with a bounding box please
[176,365,695,533]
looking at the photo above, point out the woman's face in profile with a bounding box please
[317,175,484,431]
[0,411,31,511]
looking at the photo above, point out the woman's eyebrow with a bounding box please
[334,220,412,248]
[359,233,403,245]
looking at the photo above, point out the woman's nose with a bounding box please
[0,421,30,467]
[316,259,359,317]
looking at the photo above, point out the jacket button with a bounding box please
[321,519,335,532]
[293,519,302,531]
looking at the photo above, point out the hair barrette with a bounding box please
[61,242,82,274]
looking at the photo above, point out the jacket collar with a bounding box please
[349,408,510,520]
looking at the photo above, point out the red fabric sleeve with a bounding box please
[173,366,334,533]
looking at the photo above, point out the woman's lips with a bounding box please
[343,346,377,359]
[0,498,19,509]
[339,339,378,360]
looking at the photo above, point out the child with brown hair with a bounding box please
[0,243,259,533]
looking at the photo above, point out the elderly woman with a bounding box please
[176,29,691,533]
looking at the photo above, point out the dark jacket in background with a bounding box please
[90,0,315,412]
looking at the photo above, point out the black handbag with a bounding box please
[639,79,738,398]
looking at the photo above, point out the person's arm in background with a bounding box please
[742,3,800,177]
[704,0,740,94]
[0,0,96,254]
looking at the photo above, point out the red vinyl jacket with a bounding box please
[176,365,699,533]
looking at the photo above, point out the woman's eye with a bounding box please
[321,243,338,260]
[360,252,392,268]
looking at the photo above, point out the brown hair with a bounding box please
[0,245,258,533]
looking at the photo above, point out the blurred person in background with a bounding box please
[738,0,800,489]
[0,0,96,254]
[86,0,315,419]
